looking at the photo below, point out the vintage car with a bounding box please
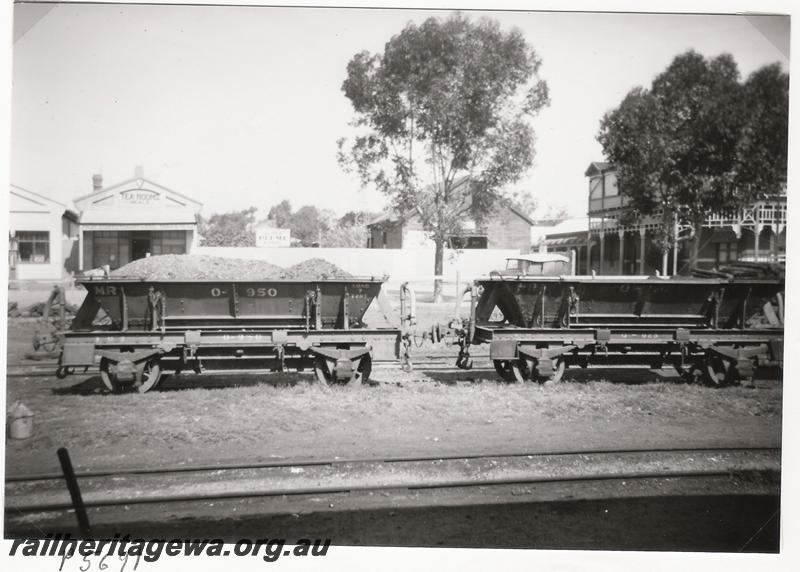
[495,253,572,277]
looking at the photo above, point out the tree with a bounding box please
[339,12,549,300]
[338,210,379,228]
[322,224,369,247]
[198,207,257,246]
[321,210,378,248]
[267,200,293,228]
[598,51,789,271]
[290,205,330,246]
[734,63,790,200]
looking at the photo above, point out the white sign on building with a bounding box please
[255,226,291,247]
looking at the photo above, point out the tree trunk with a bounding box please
[433,238,444,303]
[690,231,701,270]
[689,215,703,271]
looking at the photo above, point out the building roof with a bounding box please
[584,162,614,177]
[367,187,535,228]
[545,217,590,236]
[73,174,203,210]
[10,183,68,208]
[368,210,401,226]
[507,253,571,264]
[542,235,594,248]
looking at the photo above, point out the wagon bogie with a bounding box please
[97,352,164,393]
[477,325,782,386]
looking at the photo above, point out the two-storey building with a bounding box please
[582,162,787,275]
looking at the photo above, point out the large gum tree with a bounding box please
[598,51,789,273]
[338,13,549,300]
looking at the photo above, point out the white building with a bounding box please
[9,184,79,281]
[254,220,290,247]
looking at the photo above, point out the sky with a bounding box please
[9,3,791,219]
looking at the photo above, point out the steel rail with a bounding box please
[8,466,779,514]
[5,446,780,483]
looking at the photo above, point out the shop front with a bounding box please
[74,169,202,271]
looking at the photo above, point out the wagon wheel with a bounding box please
[493,360,518,382]
[99,358,122,393]
[347,355,372,388]
[313,357,336,388]
[535,357,566,385]
[705,355,737,387]
[134,359,163,393]
[674,361,703,385]
[509,358,533,383]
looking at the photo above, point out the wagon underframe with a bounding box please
[469,324,783,386]
[60,327,402,392]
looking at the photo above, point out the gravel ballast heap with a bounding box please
[281,258,353,280]
[108,254,353,281]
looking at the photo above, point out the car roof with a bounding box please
[507,253,570,264]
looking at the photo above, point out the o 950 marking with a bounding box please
[244,287,278,297]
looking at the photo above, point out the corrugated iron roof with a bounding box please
[584,162,613,177]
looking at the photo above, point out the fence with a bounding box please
[192,246,522,289]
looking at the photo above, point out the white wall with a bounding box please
[193,246,523,285]
[9,211,65,280]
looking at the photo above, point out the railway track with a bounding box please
[4,357,497,380]
[6,447,780,514]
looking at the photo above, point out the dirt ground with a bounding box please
[3,319,783,476]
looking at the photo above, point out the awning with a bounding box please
[79,208,198,226]
[81,223,196,232]
[542,236,594,248]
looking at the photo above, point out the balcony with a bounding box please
[589,194,628,215]
[705,196,787,230]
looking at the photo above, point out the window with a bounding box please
[717,242,738,264]
[604,173,619,197]
[589,177,603,200]
[17,231,50,263]
[448,235,488,249]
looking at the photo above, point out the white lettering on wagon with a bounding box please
[93,285,117,296]
[244,287,278,298]
[620,332,662,339]
[222,334,265,341]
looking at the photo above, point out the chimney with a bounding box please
[92,174,103,192]
[134,165,144,179]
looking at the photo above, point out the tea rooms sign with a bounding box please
[119,189,160,206]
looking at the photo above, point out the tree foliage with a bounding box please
[267,200,293,229]
[598,50,789,268]
[735,63,790,199]
[338,12,549,298]
[198,207,257,247]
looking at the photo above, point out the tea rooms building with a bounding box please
[74,167,203,271]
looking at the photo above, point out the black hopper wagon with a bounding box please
[455,274,784,386]
[57,276,402,392]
